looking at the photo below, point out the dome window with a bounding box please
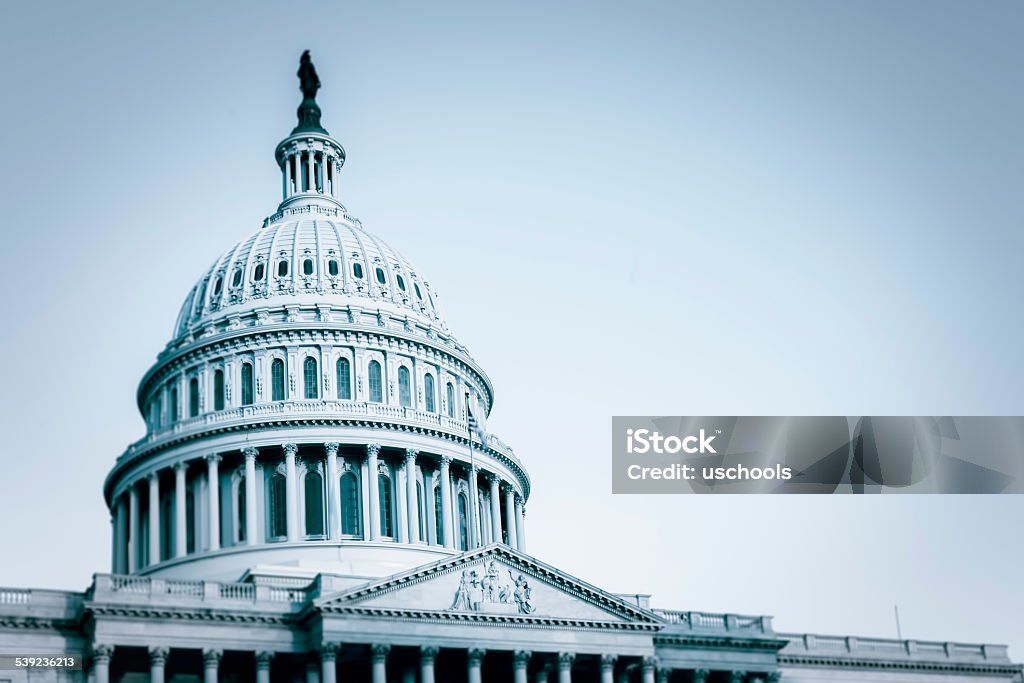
[303,258,314,276]
[353,263,364,279]
[211,276,223,297]
[397,275,406,291]
[253,263,265,281]
[231,268,243,288]
[375,268,386,285]
[277,260,289,277]
[414,283,422,300]
[328,259,339,277]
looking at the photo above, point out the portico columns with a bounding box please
[174,463,187,558]
[468,648,485,683]
[503,485,518,548]
[205,455,221,551]
[202,648,222,683]
[284,154,293,196]
[92,644,113,683]
[148,473,160,566]
[367,444,382,540]
[439,456,454,548]
[730,671,747,683]
[558,652,575,683]
[514,494,526,551]
[305,658,320,683]
[600,655,617,683]
[255,651,274,683]
[371,644,390,683]
[306,152,314,192]
[420,645,439,683]
[114,495,128,573]
[641,657,657,683]
[513,650,531,683]
[656,668,670,683]
[128,484,139,572]
[148,647,168,683]
[326,443,341,540]
[244,448,259,544]
[488,475,502,544]
[284,443,299,542]
[692,670,710,683]
[534,663,553,683]
[405,450,419,543]
[320,643,338,683]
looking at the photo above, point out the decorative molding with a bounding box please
[367,443,381,458]
[243,446,259,461]
[325,442,340,456]
[283,443,299,457]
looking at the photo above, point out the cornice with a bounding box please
[778,654,1023,676]
[655,634,787,652]
[86,605,296,626]
[319,605,661,632]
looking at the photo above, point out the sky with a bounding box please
[1,0,1022,660]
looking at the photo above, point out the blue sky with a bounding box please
[0,0,1022,657]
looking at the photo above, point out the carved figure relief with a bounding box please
[448,560,536,615]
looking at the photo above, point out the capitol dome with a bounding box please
[103,55,528,585]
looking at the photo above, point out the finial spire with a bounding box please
[293,50,328,134]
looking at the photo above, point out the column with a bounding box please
[439,457,454,549]
[255,651,274,683]
[285,443,299,542]
[504,485,518,548]
[396,459,409,543]
[320,644,338,683]
[693,670,710,683]
[149,647,169,683]
[730,671,747,683]
[488,475,501,544]
[513,650,531,683]
[405,450,419,543]
[468,648,485,683]
[306,152,314,193]
[202,649,222,683]
[420,646,438,683]
[367,444,381,540]
[174,463,187,558]
[371,644,390,683]
[534,662,553,683]
[600,655,617,683]
[424,467,437,545]
[128,484,139,572]
[114,495,128,573]
[285,153,293,197]
[148,472,161,566]
[558,652,574,683]
[657,668,670,683]
[305,658,320,683]
[514,494,526,552]
[206,455,221,551]
[326,443,341,540]
[468,465,481,548]
[92,644,113,683]
[640,657,657,683]
[244,448,259,545]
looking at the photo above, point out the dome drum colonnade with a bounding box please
[108,439,527,575]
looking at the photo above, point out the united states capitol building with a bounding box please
[1,55,1020,683]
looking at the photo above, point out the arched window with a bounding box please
[303,357,318,399]
[188,377,200,417]
[446,382,455,418]
[416,480,425,541]
[424,373,436,413]
[303,258,314,276]
[368,360,383,403]
[434,485,444,546]
[353,263,363,279]
[341,471,361,537]
[168,386,178,423]
[253,263,265,281]
[236,477,246,544]
[268,473,287,539]
[375,267,386,285]
[241,363,254,406]
[232,268,243,287]
[398,366,412,408]
[277,260,289,277]
[457,492,469,551]
[271,358,285,401]
[379,472,394,538]
[328,259,339,276]
[304,471,325,537]
[213,369,225,411]
[212,275,223,297]
[414,283,422,300]
[397,274,406,291]
[336,358,351,400]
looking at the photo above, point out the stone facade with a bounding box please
[0,57,1020,683]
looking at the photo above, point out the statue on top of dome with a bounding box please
[298,50,321,101]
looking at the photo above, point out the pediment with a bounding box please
[317,545,660,628]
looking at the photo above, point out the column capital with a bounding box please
[148,646,169,665]
[730,671,747,683]
[514,493,524,505]
[766,673,781,683]
[439,455,452,468]
[202,649,223,667]
[174,461,188,473]
[484,472,498,486]
[513,650,532,667]
[325,442,340,456]
[318,642,339,661]
[558,652,575,669]
[205,453,222,465]
[468,648,486,665]
[405,448,419,462]
[367,443,382,458]
[283,443,299,457]
[694,669,711,683]
[147,470,160,482]
[420,645,440,663]
[657,669,670,683]
[255,651,275,669]
[92,643,114,664]
[600,654,617,670]
[243,446,259,461]
[641,656,658,672]
[371,643,390,661]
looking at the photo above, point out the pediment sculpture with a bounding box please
[449,559,535,615]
